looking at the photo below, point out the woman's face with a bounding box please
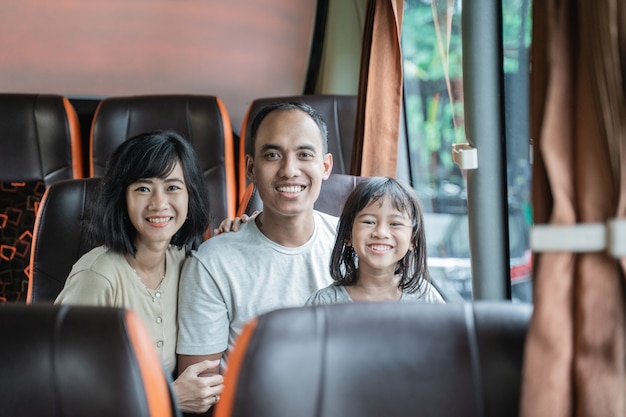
[125,161,189,249]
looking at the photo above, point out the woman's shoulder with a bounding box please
[167,244,187,263]
[66,247,129,283]
[72,246,121,270]
[58,247,122,304]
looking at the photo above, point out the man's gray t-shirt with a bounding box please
[177,211,337,361]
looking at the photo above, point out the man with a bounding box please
[177,102,336,378]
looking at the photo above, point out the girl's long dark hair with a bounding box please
[330,177,431,294]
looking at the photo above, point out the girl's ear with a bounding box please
[345,238,352,247]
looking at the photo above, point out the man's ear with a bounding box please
[245,154,255,182]
[322,153,333,180]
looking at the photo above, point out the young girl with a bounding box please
[305,176,444,305]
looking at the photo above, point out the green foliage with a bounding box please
[402,0,531,188]
[402,1,462,80]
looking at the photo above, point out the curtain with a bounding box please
[520,0,626,415]
[351,0,404,177]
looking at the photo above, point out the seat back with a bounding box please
[238,94,357,200]
[216,301,531,417]
[237,173,366,217]
[90,95,236,231]
[0,94,83,302]
[0,304,179,417]
[27,178,100,303]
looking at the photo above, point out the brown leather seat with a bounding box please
[27,178,100,303]
[216,301,532,417]
[90,95,236,231]
[0,304,180,417]
[236,173,366,217]
[237,94,357,201]
[0,94,83,302]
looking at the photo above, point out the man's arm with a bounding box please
[178,353,222,376]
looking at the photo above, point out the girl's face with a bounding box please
[125,161,189,249]
[349,196,414,277]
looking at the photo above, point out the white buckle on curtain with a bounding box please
[530,219,626,258]
[451,143,478,170]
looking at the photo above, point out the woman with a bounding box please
[55,130,223,414]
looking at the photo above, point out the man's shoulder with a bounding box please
[194,220,258,255]
[313,211,339,243]
[313,210,339,229]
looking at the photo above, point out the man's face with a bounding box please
[246,109,333,219]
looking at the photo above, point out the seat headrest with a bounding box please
[0,304,178,417]
[0,93,82,183]
[216,301,532,417]
[238,94,357,200]
[89,94,236,229]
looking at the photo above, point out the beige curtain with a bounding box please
[351,0,404,177]
[520,0,626,416]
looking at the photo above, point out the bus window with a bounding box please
[401,0,532,302]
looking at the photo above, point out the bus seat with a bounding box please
[215,301,531,417]
[236,173,366,217]
[238,94,357,201]
[89,95,237,232]
[0,304,180,417]
[27,178,100,303]
[0,94,83,302]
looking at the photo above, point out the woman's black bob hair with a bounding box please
[86,130,210,256]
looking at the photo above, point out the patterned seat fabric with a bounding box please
[0,94,82,302]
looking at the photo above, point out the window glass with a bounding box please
[402,0,532,303]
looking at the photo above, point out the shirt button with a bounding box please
[156,341,163,348]
[156,317,162,324]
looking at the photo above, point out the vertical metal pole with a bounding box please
[462,0,510,300]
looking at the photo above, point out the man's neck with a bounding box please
[255,211,316,247]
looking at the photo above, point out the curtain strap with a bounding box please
[451,143,478,170]
[530,219,626,257]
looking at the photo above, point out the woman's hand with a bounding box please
[172,359,224,414]
[212,211,258,236]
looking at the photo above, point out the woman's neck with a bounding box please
[126,245,168,289]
